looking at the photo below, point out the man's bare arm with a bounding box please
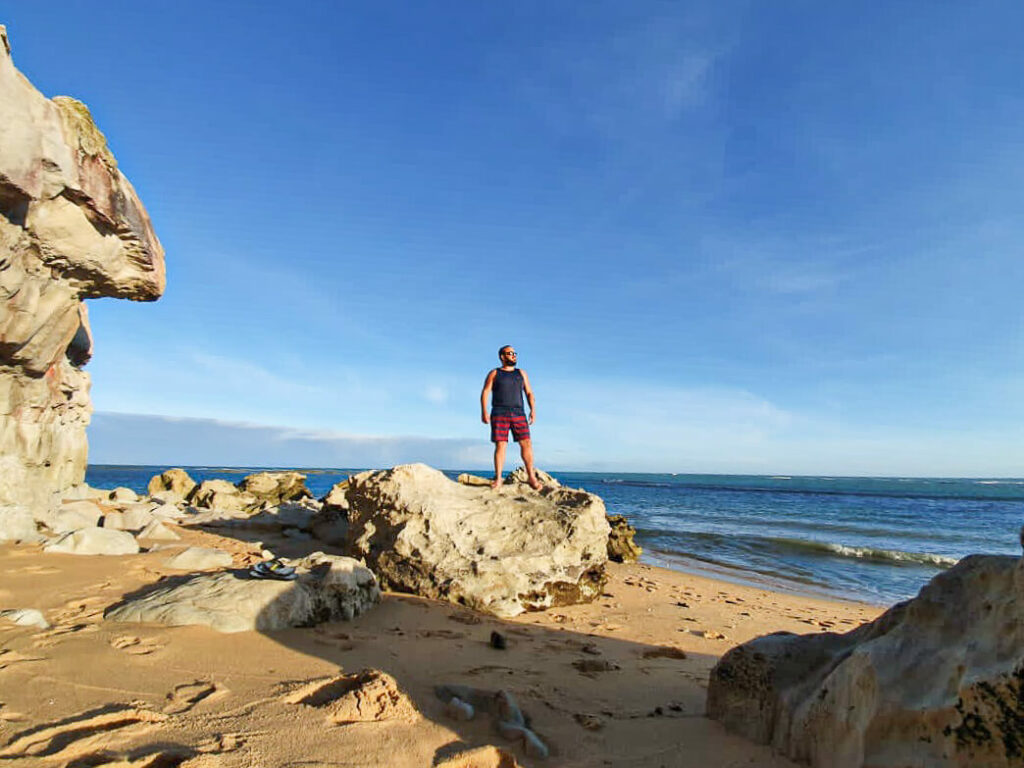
[480,369,496,424]
[521,370,536,425]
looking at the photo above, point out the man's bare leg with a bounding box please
[492,440,508,489]
[519,439,543,490]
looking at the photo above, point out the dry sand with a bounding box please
[0,527,884,768]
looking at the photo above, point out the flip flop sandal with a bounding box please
[248,566,297,581]
[253,559,296,576]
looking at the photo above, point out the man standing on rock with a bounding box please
[481,345,543,490]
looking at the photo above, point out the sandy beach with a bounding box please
[0,522,883,768]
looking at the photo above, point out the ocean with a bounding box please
[86,465,1024,606]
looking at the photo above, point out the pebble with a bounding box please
[489,630,507,650]
[445,696,475,721]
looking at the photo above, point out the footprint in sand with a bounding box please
[416,629,468,640]
[110,635,164,656]
[164,680,226,714]
[0,703,27,722]
[0,648,45,671]
[0,704,166,761]
[54,595,109,623]
[3,565,60,575]
[32,622,99,648]
[435,745,522,768]
[197,731,245,753]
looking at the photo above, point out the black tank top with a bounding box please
[492,368,525,411]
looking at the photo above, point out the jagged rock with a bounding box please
[606,514,642,563]
[320,480,349,510]
[136,520,179,541]
[190,479,258,512]
[149,489,185,506]
[457,473,491,487]
[345,464,610,617]
[237,471,311,505]
[0,26,164,531]
[707,552,1024,768]
[105,552,380,633]
[44,526,140,555]
[504,467,560,487]
[108,487,138,503]
[183,500,317,534]
[162,546,233,571]
[146,468,196,500]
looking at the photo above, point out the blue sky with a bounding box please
[8,2,1024,475]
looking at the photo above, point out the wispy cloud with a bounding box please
[89,413,487,469]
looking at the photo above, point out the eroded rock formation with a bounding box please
[707,550,1024,768]
[0,26,164,537]
[345,463,611,617]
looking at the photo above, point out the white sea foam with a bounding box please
[822,542,958,567]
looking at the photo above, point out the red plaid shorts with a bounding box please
[490,410,530,443]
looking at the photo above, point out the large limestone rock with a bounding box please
[146,468,196,500]
[345,464,610,618]
[707,552,1024,768]
[190,479,257,512]
[105,553,381,633]
[44,526,140,555]
[237,471,311,505]
[606,514,642,563]
[0,27,165,536]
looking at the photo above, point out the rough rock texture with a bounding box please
[237,471,311,505]
[503,467,559,487]
[607,514,642,563]
[707,552,1024,768]
[461,469,643,564]
[190,479,257,512]
[345,463,610,618]
[44,526,140,555]
[146,468,196,499]
[105,552,380,633]
[0,27,165,536]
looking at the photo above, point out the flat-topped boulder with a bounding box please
[345,463,610,618]
[105,553,380,633]
[707,551,1024,768]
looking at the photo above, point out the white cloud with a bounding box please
[424,385,448,405]
[88,413,486,470]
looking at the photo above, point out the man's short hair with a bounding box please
[498,345,514,358]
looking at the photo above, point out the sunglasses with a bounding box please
[503,351,517,356]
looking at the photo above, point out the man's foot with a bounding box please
[527,477,543,491]
[491,477,502,490]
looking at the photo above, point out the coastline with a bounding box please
[641,550,887,606]
[0,525,885,767]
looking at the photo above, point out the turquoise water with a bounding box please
[87,465,1023,605]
